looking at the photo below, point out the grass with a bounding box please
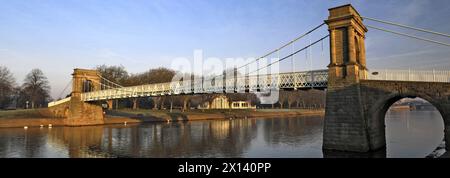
[0,108,323,119]
[114,108,322,117]
[108,108,324,122]
[116,108,253,115]
[0,109,51,119]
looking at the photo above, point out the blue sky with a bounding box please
[0,0,449,99]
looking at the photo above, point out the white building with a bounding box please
[198,95,255,109]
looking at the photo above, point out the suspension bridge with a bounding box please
[47,4,450,153]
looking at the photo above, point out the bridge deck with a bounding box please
[48,69,450,105]
[81,70,328,101]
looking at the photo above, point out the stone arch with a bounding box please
[366,92,447,151]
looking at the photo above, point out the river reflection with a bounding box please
[386,110,444,158]
[0,110,444,158]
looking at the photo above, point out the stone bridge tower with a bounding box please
[66,69,104,126]
[323,4,450,153]
[323,4,370,152]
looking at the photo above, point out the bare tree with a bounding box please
[0,66,16,109]
[97,66,177,110]
[297,92,302,108]
[128,67,176,85]
[21,69,51,108]
[180,95,191,112]
[160,96,166,110]
[169,96,174,112]
[96,64,129,85]
[132,98,139,110]
[278,90,288,109]
[152,97,161,110]
[124,67,176,110]
[287,91,298,109]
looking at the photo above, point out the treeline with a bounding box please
[0,66,51,109]
[276,90,326,109]
[97,65,326,111]
[0,64,326,110]
[95,65,256,111]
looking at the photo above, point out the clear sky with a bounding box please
[0,0,449,99]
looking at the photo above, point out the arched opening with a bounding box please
[83,80,93,92]
[64,108,69,118]
[381,97,445,157]
[354,36,361,65]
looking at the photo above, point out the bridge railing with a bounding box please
[80,69,450,101]
[366,69,450,83]
[80,70,329,101]
[48,97,71,107]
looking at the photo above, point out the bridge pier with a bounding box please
[65,69,104,126]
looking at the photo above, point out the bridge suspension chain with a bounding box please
[236,22,325,71]
[55,78,73,100]
[82,24,328,96]
[362,16,450,38]
[248,35,329,75]
[77,74,133,94]
[90,78,134,93]
[202,23,326,83]
[98,74,124,88]
[367,25,450,47]
[198,23,327,87]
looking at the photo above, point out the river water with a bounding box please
[0,109,444,158]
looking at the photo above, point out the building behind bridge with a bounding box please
[198,95,256,110]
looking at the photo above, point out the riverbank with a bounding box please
[0,109,64,128]
[389,105,410,110]
[0,108,325,128]
[104,108,325,124]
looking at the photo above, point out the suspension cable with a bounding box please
[362,16,450,38]
[236,22,326,71]
[84,32,326,96]
[248,35,329,75]
[367,25,450,47]
[291,42,295,72]
[202,23,326,84]
[89,79,134,93]
[97,74,124,88]
[309,35,313,72]
[56,79,73,99]
[86,24,327,94]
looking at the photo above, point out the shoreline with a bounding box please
[0,109,324,128]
